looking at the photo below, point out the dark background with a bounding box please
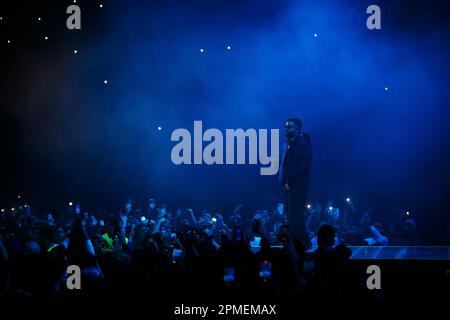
[0,0,449,243]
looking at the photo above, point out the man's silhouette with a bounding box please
[280,118,313,247]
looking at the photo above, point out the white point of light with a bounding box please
[104,80,108,84]
[314,33,318,38]
[18,195,21,199]
[329,206,333,211]
[385,86,389,91]
[11,208,15,211]
[227,46,231,50]
[346,197,351,202]
[99,4,103,8]
[7,40,11,44]
[157,126,162,131]
[0,17,3,21]
[1,209,4,212]
[44,36,48,40]
[74,49,78,54]
[200,48,204,53]
[38,17,41,21]
[406,211,410,216]
[69,202,73,206]
[307,204,312,209]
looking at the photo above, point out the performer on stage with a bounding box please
[280,118,313,247]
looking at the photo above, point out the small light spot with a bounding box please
[44,36,48,40]
[38,17,42,21]
[313,33,318,38]
[385,86,389,91]
[69,202,73,206]
[157,126,162,131]
[7,40,11,44]
[74,49,78,54]
[104,80,108,84]
[99,4,103,8]
[227,45,231,50]
[200,48,204,53]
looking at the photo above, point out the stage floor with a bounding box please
[256,245,450,260]
[346,246,450,260]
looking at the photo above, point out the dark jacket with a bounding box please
[280,132,313,190]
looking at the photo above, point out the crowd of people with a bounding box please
[303,200,422,247]
[0,197,421,302]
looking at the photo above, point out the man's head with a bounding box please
[402,219,416,237]
[317,224,335,249]
[149,198,156,209]
[285,118,302,139]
